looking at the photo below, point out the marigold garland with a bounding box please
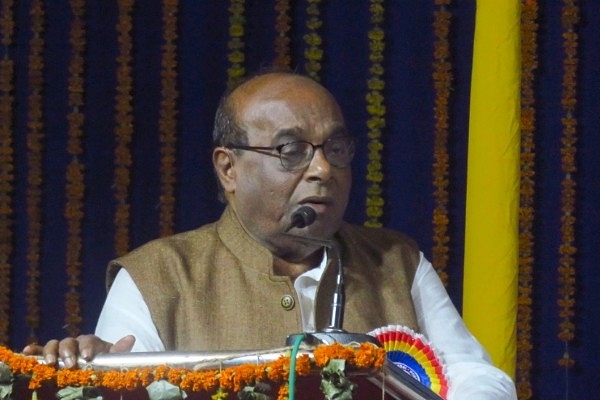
[0,343,384,400]
[25,0,45,345]
[364,0,385,228]
[273,0,292,70]
[556,0,579,369]
[303,0,322,81]
[63,0,87,338]
[113,0,135,257]
[430,0,452,286]
[517,0,539,397]
[0,0,16,346]
[227,0,245,89]
[158,0,179,237]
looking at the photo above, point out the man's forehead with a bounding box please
[229,73,344,135]
[240,72,314,89]
[231,73,324,104]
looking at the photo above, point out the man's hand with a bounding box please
[22,335,136,368]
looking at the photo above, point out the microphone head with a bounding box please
[288,206,317,230]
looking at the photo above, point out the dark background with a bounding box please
[3,1,600,398]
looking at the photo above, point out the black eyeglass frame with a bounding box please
[225,136,356,171]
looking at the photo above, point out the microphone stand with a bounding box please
[283,233,380,347]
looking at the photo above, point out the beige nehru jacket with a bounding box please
[107,206,420,351]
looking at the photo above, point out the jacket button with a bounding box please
[280,294,295,310]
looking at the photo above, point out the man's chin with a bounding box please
[299,222,340,241]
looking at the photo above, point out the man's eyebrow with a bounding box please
[272,127,304,141]
[272,125,349,142]
[330,125,349,136]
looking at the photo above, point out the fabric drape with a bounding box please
[463,0,520,377]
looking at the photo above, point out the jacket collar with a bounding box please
[216,206,275,274]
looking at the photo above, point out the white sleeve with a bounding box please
[94,268,165,352]
[411,253,517,400]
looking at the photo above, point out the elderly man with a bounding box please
[26,72,516,399]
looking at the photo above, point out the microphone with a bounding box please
[285,206,317,232]
[283,206,380,346]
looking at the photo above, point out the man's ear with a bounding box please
[213,147,236,193]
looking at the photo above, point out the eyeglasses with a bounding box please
[226,136,355,171]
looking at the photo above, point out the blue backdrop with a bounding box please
[3,1,600,398]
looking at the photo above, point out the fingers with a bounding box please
[19,334,135,369]
[76,334,112,361]
[56,337,80,368]
[22,340,62,366]
[110,335,135,353]
[22,343,44,356]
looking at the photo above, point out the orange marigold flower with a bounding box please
[101,370,126,391]
[167,367,186,385]
[153,365,170,381]
[265,357,288,381]
[277,383,289,400]
[313,343,354,367]
[295,355,312,376]
[353,343,386,369]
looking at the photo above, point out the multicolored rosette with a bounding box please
[368,325,449,399]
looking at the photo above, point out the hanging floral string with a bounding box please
[227,0,245,89]
[113,0,135,257]
[517,0,539,397]
[158,0,179,237]
[0,343,385,400]
[0,0,15,345]
[430,0,452,286]
[63,0,86,338]
[273,0,292,70]
[25,0,45,345]
[303,0,322,81]
[364,0,385,228]
[556,0,579,369]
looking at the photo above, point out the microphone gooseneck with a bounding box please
[285,206,317,232]
[284,206,345,330]
[282,207,380,346]
[324,240,344,331]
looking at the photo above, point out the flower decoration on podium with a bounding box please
[368,324,449,399]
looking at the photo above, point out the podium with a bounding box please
[368,361,445,400]
[1,347,445,400]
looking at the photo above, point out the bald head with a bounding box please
[212,72,341,148]
[229,73,335,108]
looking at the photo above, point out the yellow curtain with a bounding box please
[463,0,520,377]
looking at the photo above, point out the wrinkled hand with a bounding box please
[22,335,135,368]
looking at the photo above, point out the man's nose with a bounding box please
[304,147,332,181]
